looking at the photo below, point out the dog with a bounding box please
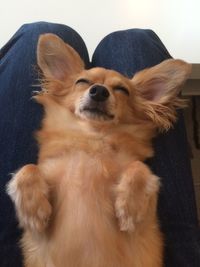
[7,33,191,267]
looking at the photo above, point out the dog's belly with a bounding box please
[28,152,161,267]
[43,152,136,267]
[50,193,133,267]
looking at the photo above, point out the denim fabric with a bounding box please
[0,22,199,267]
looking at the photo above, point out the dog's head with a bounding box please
[36,34,191,131]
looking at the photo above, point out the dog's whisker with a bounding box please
[32,90,42,95]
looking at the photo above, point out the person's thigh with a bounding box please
[92,29,200,267]
[0,21,90,267]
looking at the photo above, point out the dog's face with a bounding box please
[70,67,137,124]
[36,34,191,130]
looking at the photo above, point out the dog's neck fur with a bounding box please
[35,95,155,163]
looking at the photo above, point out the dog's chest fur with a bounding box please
[30,125,155,267]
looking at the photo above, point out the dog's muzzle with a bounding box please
[78,85,114,121]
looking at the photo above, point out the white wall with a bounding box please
[1,0,200,62]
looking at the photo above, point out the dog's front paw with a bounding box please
[115,161,160,232]
[7,164,52,233]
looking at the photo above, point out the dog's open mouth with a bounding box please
[81,107,114,121]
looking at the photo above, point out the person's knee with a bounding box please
[19,21,79,45]
[16,22,89,65]
[102,28,158,44]
[20,21,55,35]
[19,21,77,41]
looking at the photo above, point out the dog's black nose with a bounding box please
[89,85,110,102]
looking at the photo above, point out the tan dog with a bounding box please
[7,34,191,267]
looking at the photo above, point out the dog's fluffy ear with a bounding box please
[37,34,84,81]
[132,59,191,130]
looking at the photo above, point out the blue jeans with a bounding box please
[0,22,199,267]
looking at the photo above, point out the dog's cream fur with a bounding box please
[7,34,191,267]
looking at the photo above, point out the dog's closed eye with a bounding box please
[113,86,130,96]
[75,78,91,85]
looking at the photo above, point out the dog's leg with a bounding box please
[7,164,52,233]
[115,161,160,232]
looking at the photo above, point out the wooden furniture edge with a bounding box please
[182,64,200,96]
